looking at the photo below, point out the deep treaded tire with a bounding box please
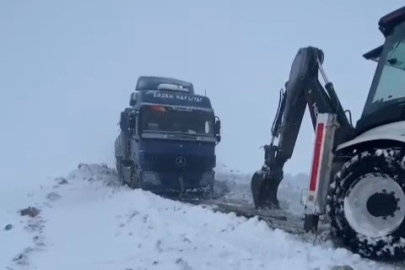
[326,147,405,261]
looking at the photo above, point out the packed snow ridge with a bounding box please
[0,163,403,270]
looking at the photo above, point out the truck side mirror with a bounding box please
[129,93,136,106]
[134,111,139,141]
[120,111,129,131]
[120,109,136,133]
[214,117,221,143]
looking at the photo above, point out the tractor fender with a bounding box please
[336,121,405,151]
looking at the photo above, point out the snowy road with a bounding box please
[1,164,404,270]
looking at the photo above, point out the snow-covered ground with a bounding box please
[1,163,404,270]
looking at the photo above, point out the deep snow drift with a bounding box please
[1,163,403,270]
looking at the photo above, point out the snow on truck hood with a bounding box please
[0,163,403,270]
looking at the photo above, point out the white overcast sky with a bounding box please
[0,1,402,188]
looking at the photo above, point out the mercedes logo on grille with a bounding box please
[175,156,186,167]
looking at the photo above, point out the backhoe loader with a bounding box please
[251,5,405,261]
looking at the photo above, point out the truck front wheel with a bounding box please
[116,159,125,185]
[326,147,405,261]
[129,175,141,189]
[128,166,142,189]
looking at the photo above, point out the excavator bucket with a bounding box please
[251,144,284,209]
[251,169,281,209]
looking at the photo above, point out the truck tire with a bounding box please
[201,182,214,200]
[128,165,142,189]
[128,175,141,189]
[116,159,125,185]
[117,160,140,189]
[326,147,405,261]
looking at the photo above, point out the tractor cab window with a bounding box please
[363,21,405,115]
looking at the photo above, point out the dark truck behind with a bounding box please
[114,76,221,196]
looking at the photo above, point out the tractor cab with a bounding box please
[356,7,405,134]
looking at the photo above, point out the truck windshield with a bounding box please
[363,21,405,115]
[141,105,214,135]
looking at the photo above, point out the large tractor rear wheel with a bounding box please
[326,147,405,261]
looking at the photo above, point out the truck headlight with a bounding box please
[142,171,160,185]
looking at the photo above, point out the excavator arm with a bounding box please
[251,46,356,209]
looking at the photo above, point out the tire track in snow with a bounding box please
[8,177,68,269]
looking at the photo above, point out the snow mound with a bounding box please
[72,162,121,187]
[1,163,404,270]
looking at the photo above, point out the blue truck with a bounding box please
[114,76,221,196]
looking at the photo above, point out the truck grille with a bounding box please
[141,153,215,172]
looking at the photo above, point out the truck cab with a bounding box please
[115,76,221,195]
